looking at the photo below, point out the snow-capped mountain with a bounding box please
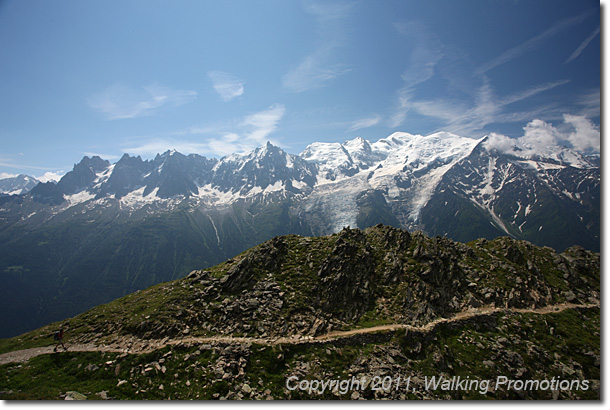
[0,174,40,196]
[418,137,600,250]
[295,132,485,232]
[0,131,599,338]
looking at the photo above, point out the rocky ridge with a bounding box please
[7,224,599,346]
[76,225,597,342]
[0,225,600,400]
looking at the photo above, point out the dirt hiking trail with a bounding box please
[0,302,598,365]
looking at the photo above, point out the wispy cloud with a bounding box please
[204,104,286,156]
[0,155,66,180]
[124,104,287,158]
[476,9,595,74]
[0,157,62,172]
[501,80,570,106]
[389,17,582,137]
[88,83,197,120]
[304,0,354,24]
[390,21,444,128]
[207,71,245,102]
[407,79,571,136]
[575,88,600,118]
[282,1,354,92]
[348,115,381,132]
[394,22,444,89]
[390,89,412,129]
[239,103,286,144]
[282,45,351,93]
[565,26,600,63]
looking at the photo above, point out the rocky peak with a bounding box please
[30,181,65,205]
[212,143,316,195]
[97,154,149,198]
[0,174,40,195]
[56,156,110,195]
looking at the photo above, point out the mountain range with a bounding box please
[0,131,600,338]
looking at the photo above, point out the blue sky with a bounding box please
[0,0,601,180]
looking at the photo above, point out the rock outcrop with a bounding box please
[57,225,599,344]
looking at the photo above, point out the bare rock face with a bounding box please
[317,230,377,322]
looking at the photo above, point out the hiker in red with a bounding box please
[53,328,67,352]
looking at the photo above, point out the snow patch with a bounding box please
[119,186,161,207]
[207,214,221,246]
[66,190,96,206]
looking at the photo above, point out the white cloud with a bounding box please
[282,1,353,92]
[207,71,245,102]
[483,132,516,153]
[565,26,600,63]
[123,104,287,158]
[521,119,561,153]
[89,83,197,120]
[563,114,600,152]
[0,172,18,179]
[484,115,600,155]
[348,115,381,132]
[37,171,65,183]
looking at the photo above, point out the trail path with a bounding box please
[0,302,598,365]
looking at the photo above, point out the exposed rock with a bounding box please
[65,391,87,400]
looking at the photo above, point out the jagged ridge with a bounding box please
[9,225,597,346]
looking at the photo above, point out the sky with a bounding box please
[0,0,601,180]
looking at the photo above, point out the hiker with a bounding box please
[53,327,67,352]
